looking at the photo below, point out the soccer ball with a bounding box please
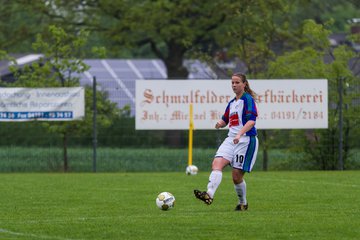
[156,192,175,210]
[186,165,198,175]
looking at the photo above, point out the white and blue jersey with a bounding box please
[221,92,258,137]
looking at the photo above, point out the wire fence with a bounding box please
[0,118,359,173]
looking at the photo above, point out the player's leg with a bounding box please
[207,157,230,198]
[194,157,229,205]
[194,137,232,205]
[233,169,248,210]
[232,136,259,211]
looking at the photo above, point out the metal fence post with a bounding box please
[93,76,97,172]
[338,77,344,170]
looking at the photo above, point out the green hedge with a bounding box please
[0,147,359,172]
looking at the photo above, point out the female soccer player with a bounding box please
[194,72,259,211]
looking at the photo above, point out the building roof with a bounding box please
[79,59,220,115]
[0,57,221,115]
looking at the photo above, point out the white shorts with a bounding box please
[215,136,258,172]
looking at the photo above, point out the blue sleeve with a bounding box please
[222,103,230,125]
[245,94,257,121]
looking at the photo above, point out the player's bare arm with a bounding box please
[215,119,226,129]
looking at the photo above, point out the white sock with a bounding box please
[206,170,222,198]
[234,180,247,205]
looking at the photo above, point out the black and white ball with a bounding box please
[156,192,175,210]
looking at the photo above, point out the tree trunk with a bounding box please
[164,41,188,79]
[162,42,188,147]
[261,130,268,171]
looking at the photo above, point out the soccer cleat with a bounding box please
[234,203,248,211]
[194,189,213,205]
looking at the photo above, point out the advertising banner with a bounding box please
[0,87,85,121]
[136,80,328,130]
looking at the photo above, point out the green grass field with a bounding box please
[1,171,359,240]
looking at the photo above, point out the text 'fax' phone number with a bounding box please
[0,111,73,119]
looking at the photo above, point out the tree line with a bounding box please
[0,0,359,171]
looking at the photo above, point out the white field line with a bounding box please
[1,216,124,225]
[253,177,359,188]
[0,228,83,240]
